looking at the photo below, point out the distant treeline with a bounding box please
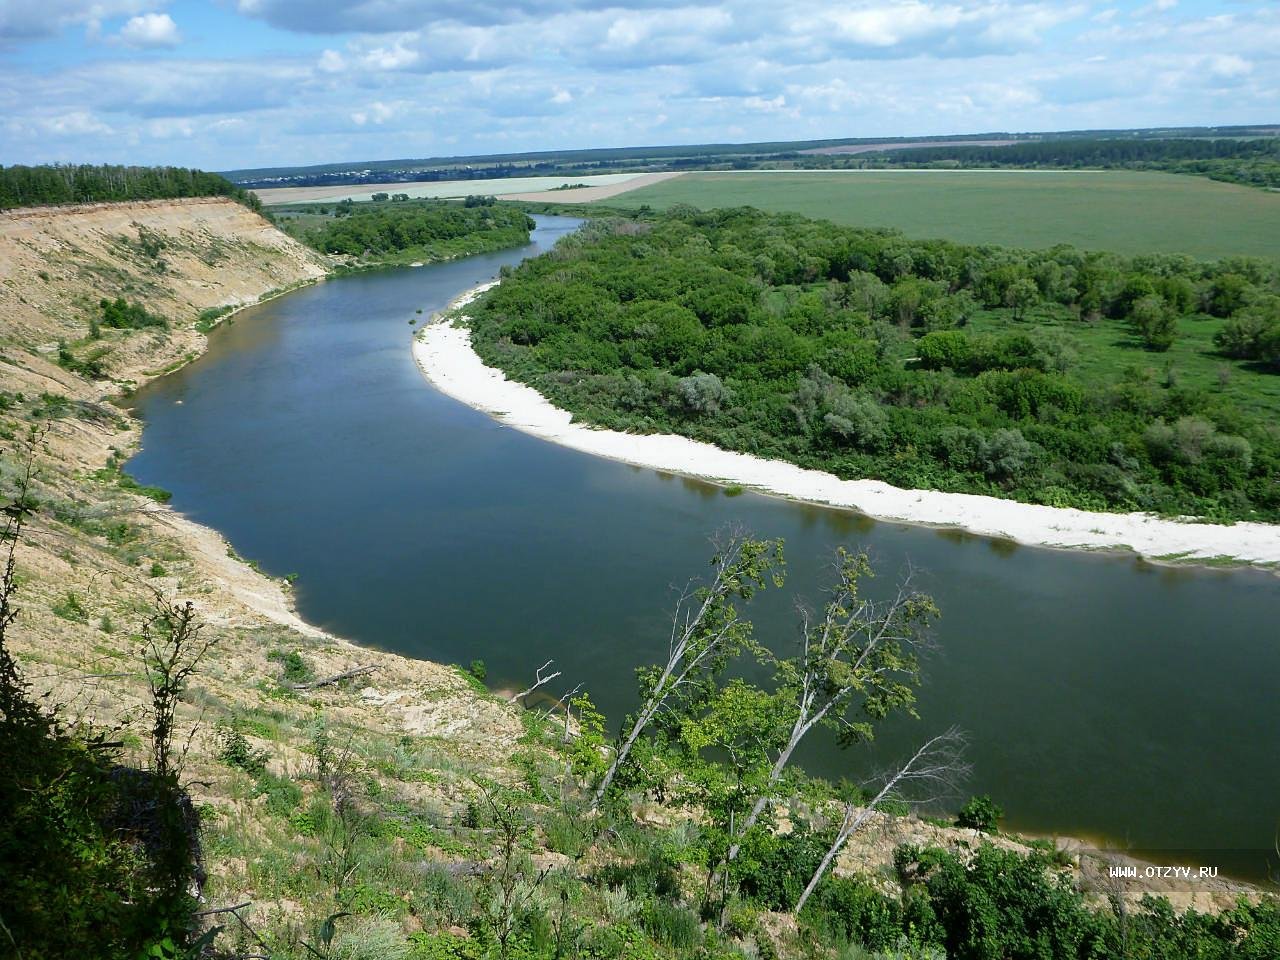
[225,127,1280,190]
[800,138,1280,189]
[0,164,262,212]
[300,199,534,261]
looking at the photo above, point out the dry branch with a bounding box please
[286,665,378,690]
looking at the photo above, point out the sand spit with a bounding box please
[415,284,1280,568]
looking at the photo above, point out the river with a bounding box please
[129,216,1280,883]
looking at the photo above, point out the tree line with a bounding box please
[469,206,1280,523]
[795,137,1280,189]
[301,200,534,258]
[0,164,263,212]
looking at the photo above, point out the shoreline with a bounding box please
[414,281,1280,569]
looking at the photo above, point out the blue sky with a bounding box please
[0,1,1275,171]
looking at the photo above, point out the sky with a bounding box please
[0,0,1275,172]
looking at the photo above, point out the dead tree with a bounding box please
[590,534,783,810]
[724,549,936,867]
[509,660,561,704]
[141,595,216,780]
[794,727,968,914]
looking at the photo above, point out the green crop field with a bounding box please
[604,171,1280,260]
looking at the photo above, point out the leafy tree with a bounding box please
[590,534,784,809]
[1003,277,1039,321]
[1129,295,1177,351]
[956,795,1004,832]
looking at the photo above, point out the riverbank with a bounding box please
[415,282,1280,568]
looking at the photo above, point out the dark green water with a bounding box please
[129,217,1280,882]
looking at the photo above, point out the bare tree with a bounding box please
[590,533,783,810]
[141,595,216,780]
[794,727,968,914]
[509,660,562,704]
[0,426,45,724]
[725,549,936,866]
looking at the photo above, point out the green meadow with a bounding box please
[606,171,1280,260]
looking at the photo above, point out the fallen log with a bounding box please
[286,665,378,690]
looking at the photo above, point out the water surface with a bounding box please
[130,217,1280,882]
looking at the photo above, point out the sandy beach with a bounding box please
[415,283,1280,567]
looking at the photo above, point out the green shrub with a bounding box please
[268,648,314,685]
[801,877,906,951]
[99,296,168,330]
[51,590,89,623]
[253,770,302,816]
[955,795,1003,833]
[640,901,702,950]
[215,717,269,775]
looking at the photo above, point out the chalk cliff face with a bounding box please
[0,198,526,919]
[0,196,327,385]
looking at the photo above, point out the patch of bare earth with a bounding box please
[502,171,686,203]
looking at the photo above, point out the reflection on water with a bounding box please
[128,216,1280,883]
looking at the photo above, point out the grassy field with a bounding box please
[603,171,1280,259]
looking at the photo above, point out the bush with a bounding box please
[268,648,313,685]
[677,371,729,415]
[801,877,905,951]
[215,718,269,775]
[640,901,702,950]
[51,590,89,623]
[956,795,1003,833]
[99,296,167,330]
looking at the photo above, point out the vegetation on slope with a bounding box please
[5,195,1279,960]
[0,164,263,212]
[276,197,536,268]
[468,208,1280,523]
[4,469,1278,958]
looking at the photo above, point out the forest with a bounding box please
[293,199,535,264]
[0,164,262,211]
[468,207,1280,523]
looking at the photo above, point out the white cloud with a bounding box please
[2,0,1278,168]
[0,0,153,41]
[42,109,113,135]
[1205,54,1251,79]
[352,100,396,126]
[115,12,181,48]
[359,37,419,69]
[317,49,346,73]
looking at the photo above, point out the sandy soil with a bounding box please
[502,171,685,203]
[0,196,328,383]
[253,172,657,206]
[415,284,1280,567]
[0,199,525,787]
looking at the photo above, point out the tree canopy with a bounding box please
[0,164,262,211]
[468,207,1280,522]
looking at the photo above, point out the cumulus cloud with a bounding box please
[0,0,154,41]
[1,0,1277,168]
[317,49,346,72]
[115,12,181,48]
[234,0,692,34]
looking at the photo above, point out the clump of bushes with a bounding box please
[99,296,167,330]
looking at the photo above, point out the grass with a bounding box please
[963,303,1280,423]
[604,171,1280,259]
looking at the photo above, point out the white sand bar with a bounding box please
[416,284,1280,567]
